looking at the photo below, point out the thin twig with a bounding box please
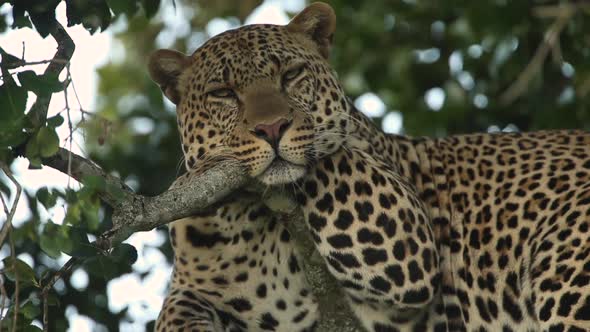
[41,148,133,207]
[0,163,22,248]
[40,258,80,297]
[68,67,84,114]
[0,194,11,247]
[532,3,590,18]
[551,36,562,65]
[63,65,74,188]
[499,6,574,105]
[0,274,7,331]
[3,58,70,70]
[0,54,16,87]
[61,109,105,146]
[42,291,48,332]
[578,77,590,97]
[39,256,80,332]
[0,163,22,332]
[9,229,17,332]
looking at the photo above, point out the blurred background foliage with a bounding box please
[89,0,590,196]
[1,0,590,331]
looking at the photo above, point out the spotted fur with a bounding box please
[154,181,317,332]
[150,3,590,331]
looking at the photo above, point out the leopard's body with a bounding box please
[155,191,318,332]
[149,3,590,331]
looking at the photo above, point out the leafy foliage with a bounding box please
[1,0,590,331]
[0,1,162,330]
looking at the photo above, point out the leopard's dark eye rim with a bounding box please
[207,88,236,98]
[282,65,305,83]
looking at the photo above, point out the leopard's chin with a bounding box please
[257,159,306,186]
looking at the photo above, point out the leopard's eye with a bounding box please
[282,66,304,83]
[208,88,236,98]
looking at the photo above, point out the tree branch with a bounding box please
[42,148,133,206]
[0,163,22,249]
[0,163,22,332]
[281,211,363,331]
[99,161,250,247]
[28,20,75,127]
[41,147,249,247]
[499,5,575,105]
[41,256,78,332]
[39,147,362,330]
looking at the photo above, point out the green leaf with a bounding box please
[25,134,39,158]
[106,182,126,202]
[65,0,112,33]
[106,0,139,16]
[142,0,160,18]
[82,175,107,192]
[11,6,33,29]
[45,292,59,306]
[36,126,60,157]
[28,157,42,169]
[111,243,138,265]
[65,188,78,204]
[64,227,97,258]
[36,187,58,209]
[39,232,62,258]
[25,126,60,160]
[47,114,64,127]
[23,325,43,332]
[0,83,27,117]
[64,203,81,225]
[0,127,27,149]
[18,71,63,94]
[17,71,41,89]
[80,244,136,279]
[80,201,100,230]
[83,255,118,279]
[39,222,68,258]
[0,83,28,148]
[21,302,41,319]
[0,47,25,69]
[0,314,36,332]
[24,0,61,38]
[0,147,11,163]
[2,257,37,286]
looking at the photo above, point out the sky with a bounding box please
[0,0,404,330]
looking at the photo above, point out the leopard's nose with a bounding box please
[251,118,292,147]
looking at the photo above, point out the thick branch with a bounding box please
[100,161,250,247]
[42,148,133,206]
[28,21,75,127]
[41,147,249,247]
[281,211,364,331]
[40,147,362,330]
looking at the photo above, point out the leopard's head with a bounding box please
[149,2,351,185]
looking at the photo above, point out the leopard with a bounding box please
[148,2,590,331]
[153,189,318,332]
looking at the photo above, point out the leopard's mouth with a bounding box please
[257,157,306,185]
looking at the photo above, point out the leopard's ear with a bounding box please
[287,2,336,59]
[148,49,191,105]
